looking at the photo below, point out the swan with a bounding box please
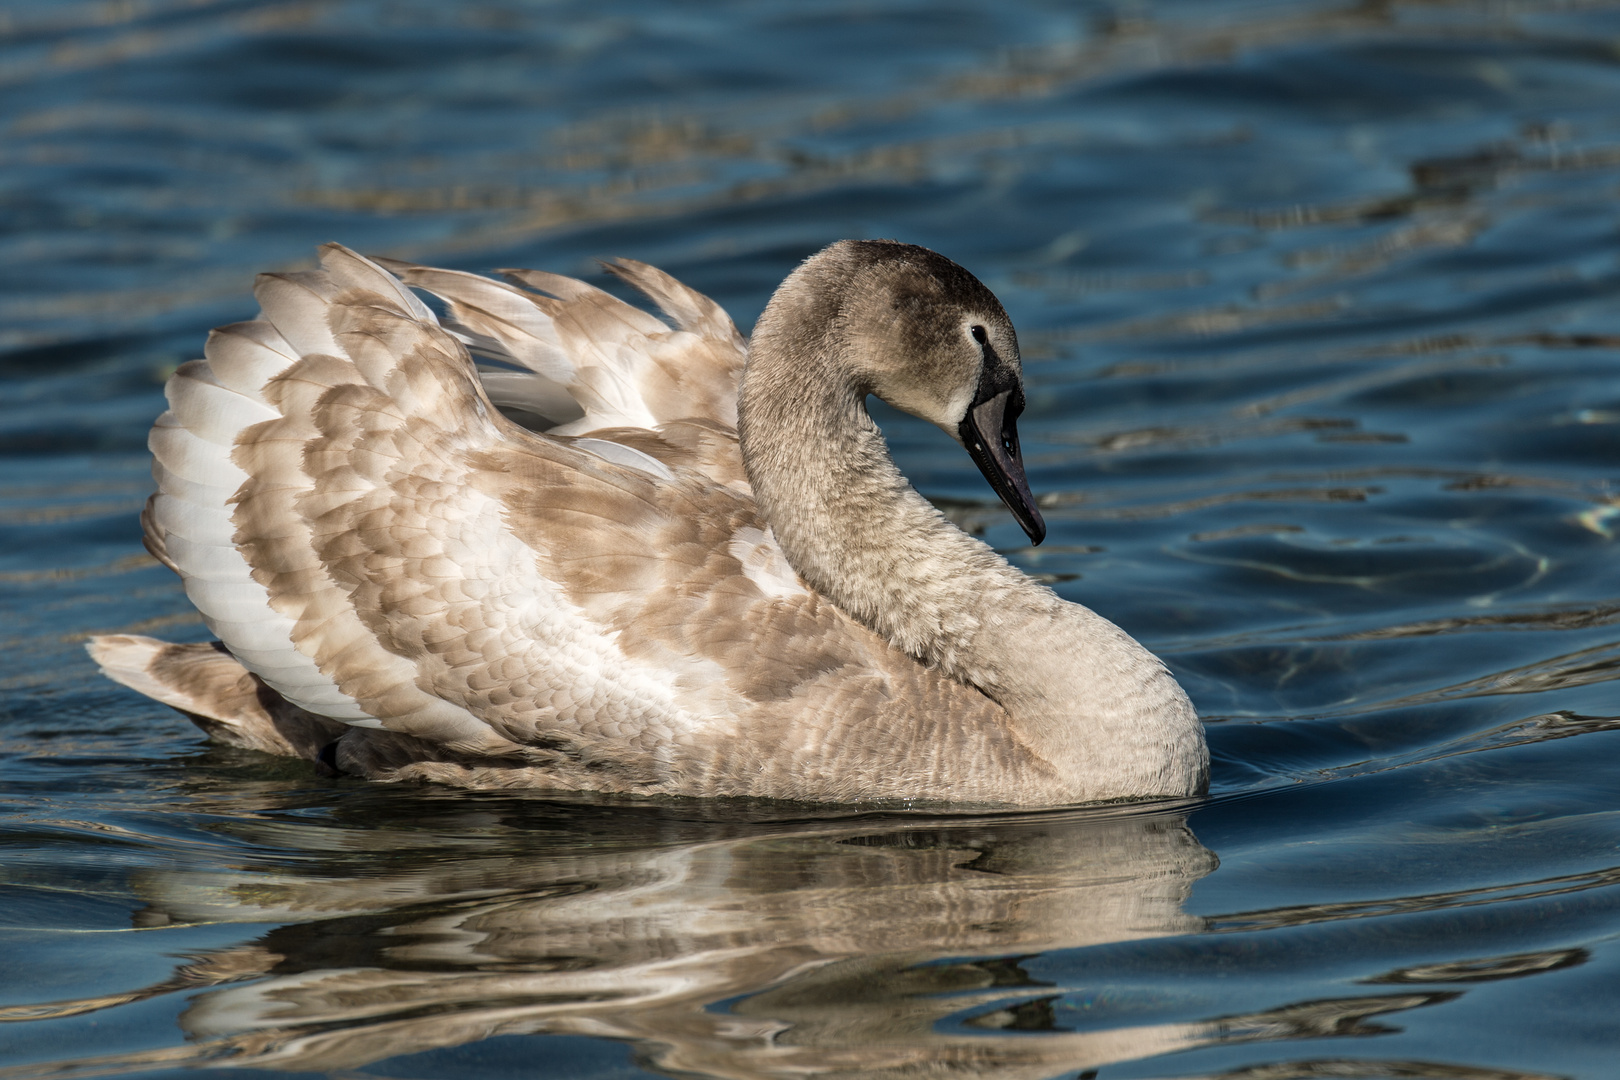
[89,239,1207,805]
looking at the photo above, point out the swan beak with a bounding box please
[959,389,1046,545]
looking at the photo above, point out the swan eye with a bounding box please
[969,325,988,345]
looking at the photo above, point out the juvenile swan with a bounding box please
[90,240,1208,805]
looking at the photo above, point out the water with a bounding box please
[4,1,1620,1076]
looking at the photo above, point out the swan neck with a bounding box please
[738,273,1208,801]
[740,312,989,666]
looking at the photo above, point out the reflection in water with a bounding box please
[6,782,1578,1080]
[4,794,1216,1079]
[1196,1059,1566,1080]
[1210,865,1620,935]
[1368,947,1589,986]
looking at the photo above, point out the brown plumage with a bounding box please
[90,241,1207,805]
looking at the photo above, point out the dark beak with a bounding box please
[958,387,1046,545]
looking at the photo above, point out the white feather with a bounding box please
[163,533,256,582]
[204,324,300,403]
[252,271,344,358]
[149,421,250,492]
[149,493,239,550]
[573,438,677,481]
[728,527,807,602]
[165,370,280,447]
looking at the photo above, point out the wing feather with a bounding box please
[375,261,575,379]
[148,421,250,495]
[203,322,299,403]
[602,257,747,350]
[250,270,345,358]
[386,255,747,444]
[164,363,280,445]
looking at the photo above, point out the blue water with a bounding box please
[4,1,1620,1077]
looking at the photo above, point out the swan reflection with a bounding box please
[5,786,1571,1080]
[18,791,1218,1078]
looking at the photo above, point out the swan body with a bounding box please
[90,240,1207,805]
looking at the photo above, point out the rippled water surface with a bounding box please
[6,1,1620,1077]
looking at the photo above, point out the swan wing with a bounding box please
[133,244,977,793]
[378,255,747,439]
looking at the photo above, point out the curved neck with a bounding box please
[737,320,1007,668]
[738,304,1206,801]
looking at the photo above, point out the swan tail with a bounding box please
[86,635,346,760]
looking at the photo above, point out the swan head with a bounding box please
[815,239,1047,545]
[747,240,1046,543]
